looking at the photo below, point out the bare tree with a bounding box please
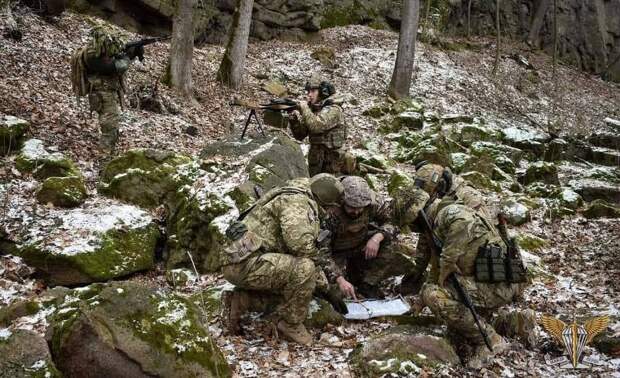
[492,0,501,75]
[526,0,549,47]
[217,0,254,89]
[552,0,558,79]
[167,0,195,97]
[388,0,420,99]
[467,0,473,38]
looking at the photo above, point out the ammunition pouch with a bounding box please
[309,124,345,149]
[475,242,528,284]
[221,230,261,265]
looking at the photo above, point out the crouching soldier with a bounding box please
[393,186,535,367]
[220,174,356,345]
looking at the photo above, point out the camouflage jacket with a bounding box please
[326,194,397,254]
[295,95,347,149]
[231,184,343,283]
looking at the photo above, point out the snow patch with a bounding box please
[0,328,12,340]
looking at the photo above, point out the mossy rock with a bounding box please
[389,112,424,132]
[525,182,560,198]
[558,188,583,210]
[99,149,194,209]
[397,134,453,167]
[469,141,522,173]
[0,298,41,327]
[305,298,344,329]
[500,126,549,158]
[0,329,61,378]
[353,149,392,170]
[500,197,531,226]
[522,161,560,186]
[1,115,29,155]
[15,139,81,179]
[516,233,547,252]
[440,113,474,124]
[387,170,414,197]
[544,138,568,161]
[461,154,496,177]
[165,268,198,287]
[461,171,501,192]
[47,281,231,377]
[568,178,620,204]
[13,200,158,286]
[390,97,423,115]
[454,123,499,147]
[36,176,87,208]
[582,200,620,219]
[310,46,337,67]
[362,103,391,119]
[349,325,459,377]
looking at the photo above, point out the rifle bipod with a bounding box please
[240,109,266,141]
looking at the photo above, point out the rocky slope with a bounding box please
[1,6,620,377]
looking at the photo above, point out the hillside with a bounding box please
[1,6,619,378]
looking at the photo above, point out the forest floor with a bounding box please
[1,7,619,378]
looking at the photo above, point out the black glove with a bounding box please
[126,45,145,61]
[225,221,247,241]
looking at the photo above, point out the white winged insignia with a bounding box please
[540,314,609,368]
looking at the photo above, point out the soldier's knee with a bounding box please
[421,283,450,312]
[296,258,316,281]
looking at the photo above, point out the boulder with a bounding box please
[569,179,620,204]
[165,268,198,287]
[525,182,559,198]
[582,200,620,219]
[349,325,459,377]
[15,139,80,179]
[522,161,560,186]
[12,199,158,286]
[0,329,61,378]
[500,197,532,226]
[588,147,620,167]
[461,171,501,192]
[469,141,522,174]
[36,176,87,208]
[461,154,497,177]
[558,188,583,210]
[450,152,470,173]
[456,123,499,146]
[0,115,29,154]
[501,126,550,157]
[390,111,424,131]
[47,282,230,377]
[544,138,568,161]
[99,149,194,209]
[440,113,474,124]
[305,298,344,329]
[397,133,453,167]
[588,132,620,149]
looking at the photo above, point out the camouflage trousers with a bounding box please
[308,144,356,177]
[221,253,317,325]
[421,277,529,346]
[333,240,415,297]
[89,90,120,153]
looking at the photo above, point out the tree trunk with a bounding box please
[388,0,420,99]
[526,0,549,47]
[492,0,501,76]
[422,0,431,38]
[552,0,558,79]
[168,0,195,97]
[466,0,472,38]
[217,0,254,89]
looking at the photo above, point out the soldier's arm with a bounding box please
[84,48,131,75]
[298,103,342,133]
[436,212,471,285]
[278,195,343,282]
[368,196,398,242]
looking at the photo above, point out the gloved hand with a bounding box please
[225,221,248,241]
[126,45,145,61]
[317,286,348,315]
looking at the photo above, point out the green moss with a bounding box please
[582,200,620,219]
[387,170,414,197]
[305,298,343,329]
[37,176,87,207]
[461,171,501,192]
[1,115,29,154]
[516,233,547,251]
[523,162,559,186]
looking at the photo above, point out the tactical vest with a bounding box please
[329,206,371,254]
[308,105,346,150]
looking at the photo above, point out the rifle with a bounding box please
[417,207,493,352]
[123,36,170,61]
[230,97,298,141]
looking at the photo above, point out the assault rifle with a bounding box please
[123,36,170,61]
[230,97,298,141]
[417,207,493,352]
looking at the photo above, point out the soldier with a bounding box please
[392,186,534,367]
[399,162,494,294]
[289,75,355,176]
[324,176,408,297]
[71,26,142,154]
[220,174,356,345]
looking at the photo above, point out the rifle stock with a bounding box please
[418,207,493,352]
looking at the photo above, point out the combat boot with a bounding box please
[467,330,508,369]
[221,290,250,335]
[277,320,312,346]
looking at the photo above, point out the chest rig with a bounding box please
[328,206,370,254]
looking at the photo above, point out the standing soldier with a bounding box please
[220,174,356,345]
[71,26,142,154]
[324,176,409,297]
[392,186,535,367]
[289,75,355,176]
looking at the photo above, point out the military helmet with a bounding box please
[89,25,125,57]
[310,173,344,207]
[392,185,431,227]
[341,176,373,208]
[414,162,453,197]
[305,73,336,99]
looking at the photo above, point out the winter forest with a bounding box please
[0,0,619,377]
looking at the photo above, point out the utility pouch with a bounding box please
[475,243,507,283]
[506,238,528,283]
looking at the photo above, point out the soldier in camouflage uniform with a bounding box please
[71,26,141,154]
[392,187,535,367]
[220,174,355,345]
[289,75,355,176]
[324,176,409,297]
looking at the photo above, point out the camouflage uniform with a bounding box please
[324,177,405,296]
[290,94,354,176]
[221,182,342,327]
[73,27,132,153]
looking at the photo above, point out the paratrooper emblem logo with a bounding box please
[540,314,609,369]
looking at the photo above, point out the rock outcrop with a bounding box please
[0,115,29,155]
[0,329,61,378]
